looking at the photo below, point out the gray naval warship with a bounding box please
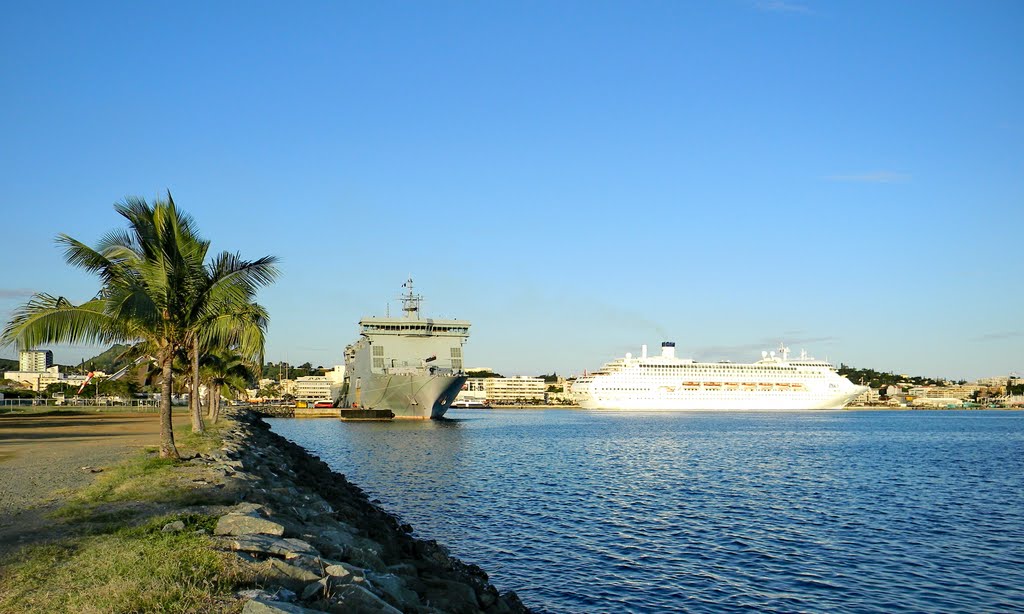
[341,279,469,419]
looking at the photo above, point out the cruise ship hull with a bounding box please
[577,388,867,411]
[350,373,467,419]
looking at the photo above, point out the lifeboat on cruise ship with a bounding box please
[704,382,721,387]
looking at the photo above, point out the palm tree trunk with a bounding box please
[190,341,204,433]
[206,384,217,421]
[159,349,179,459]
[207,384,216,420]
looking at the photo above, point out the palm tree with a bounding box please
[0,194,277,458]
[184,271,275,434]
[201,349,257,423]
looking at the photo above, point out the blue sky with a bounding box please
[1,1,1021,380]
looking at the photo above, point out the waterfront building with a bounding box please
[481,376,547,404]
[19,349,53,372]
[294,375,342,403]
[325,365,345,385]
[907,384,983,401]
[278,379,297,396]
[852,387,882,405]
[459,378,489,403]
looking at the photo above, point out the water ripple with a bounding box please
[270,410,1024,613]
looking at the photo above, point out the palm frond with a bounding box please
[0,294,124,350]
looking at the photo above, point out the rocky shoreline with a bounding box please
[206,409,530,613]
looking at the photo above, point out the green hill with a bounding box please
[81,344,134,374]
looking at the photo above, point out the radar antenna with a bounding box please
[400,277,422,319]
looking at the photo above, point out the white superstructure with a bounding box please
[572,342,868,410]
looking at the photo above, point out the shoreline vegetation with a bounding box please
[0,408,529,613]
[0,194,279,459]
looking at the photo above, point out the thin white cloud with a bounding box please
[0,288,35,299]
[973,331,1023,342]
[825,171,911,183]
[755,1,812,14]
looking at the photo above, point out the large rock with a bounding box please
[309,528,356,558]
[241,598,324,614]
[419,578,480,614]
[325,584,403,614]
[221,534,318,558]
[232,502,266,516]
[347,537,387,571]
[269,557,323,585]
[365,572,421,610]
[215,514,286,537]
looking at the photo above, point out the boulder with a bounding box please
[233,502,266,516]
[385,562,418,577]
[241,598,324,614]
[325,584,403,614]
[215,514,286,537]
[309,528,355,558]
[324,562,366,583]
[161,521,186,533]
[221,535,318,558]
[421,578,480,614]
[268,557,323,585]
[365,571,421,610]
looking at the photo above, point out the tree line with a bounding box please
[838,364,967,389]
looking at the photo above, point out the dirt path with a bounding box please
[0,411,187,553]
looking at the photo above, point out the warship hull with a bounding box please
[349,373,467,419]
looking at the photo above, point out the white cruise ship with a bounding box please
[571,342,868,410]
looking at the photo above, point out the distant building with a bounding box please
[325,365,346,386]
[278,379,297,396]
[468,376,547,404]
[976,376,1013,387]
[294,374,344,403]
[19,350,53,372]
[459,378,488,402]
[907,384,982,401]
[3,365,89,392]
[852,387,881,405]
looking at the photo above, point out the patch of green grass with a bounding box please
[176,419,231,456]
[53,452,182,519]
[53,417,237,521]
[0,513,254,613]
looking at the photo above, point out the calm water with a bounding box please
[268,410,1024,613]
